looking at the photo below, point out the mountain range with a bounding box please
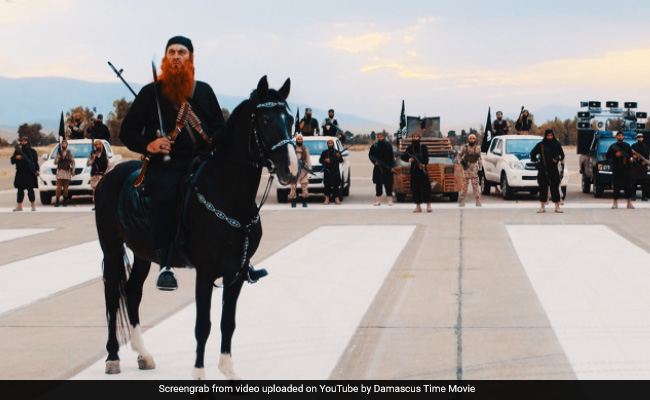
[0,75,392,141]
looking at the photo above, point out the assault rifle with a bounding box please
[402,150,426,172]
[631,148,650,166]
[369,154,397,175]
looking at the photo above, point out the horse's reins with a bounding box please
[193,99,293,288]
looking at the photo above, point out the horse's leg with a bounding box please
[126,255,155,370]
[103,252,124,374]
[218,278,245,380]
[192,272,215,380]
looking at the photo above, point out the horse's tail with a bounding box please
[115,249,133,346]
[97,161,142,350]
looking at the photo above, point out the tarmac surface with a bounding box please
[1,149,650,382]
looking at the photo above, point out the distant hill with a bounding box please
[0,75,392,141]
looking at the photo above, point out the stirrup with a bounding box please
[156,267,178,291]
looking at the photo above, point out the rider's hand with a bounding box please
[147,137,172,155]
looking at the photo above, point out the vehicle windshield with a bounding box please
[597,138,636,160]
[303,140,332,155]
[50,143,95,159]
[505,139,540,160]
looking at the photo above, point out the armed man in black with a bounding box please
[400,132,431,213]
[606,131,635,209]
[515,109,532,135]
[369,132,395,206]
[120,36,225,291]
[493,111,508,137]
[530,129,565,213]
[299,108,320,136]
[87,114,111,143]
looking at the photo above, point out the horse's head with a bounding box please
[249,76,298,185]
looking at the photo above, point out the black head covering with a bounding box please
[166,36,193,53]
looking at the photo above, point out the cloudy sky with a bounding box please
[2,0,650,131]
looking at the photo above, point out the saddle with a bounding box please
[117,157,205,250]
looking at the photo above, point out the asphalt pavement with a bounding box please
[1,149,650,382]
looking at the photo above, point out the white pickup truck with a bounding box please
[481,135,568,200]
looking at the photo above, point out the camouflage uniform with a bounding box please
[289,144,311,201]
[457,143,482,205]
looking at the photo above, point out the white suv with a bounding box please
[38,139,123,204]
[481,135,568,200]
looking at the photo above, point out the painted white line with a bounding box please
[0,228,55,243]
[257,202,650,211]
[0,241,102,316]
[507,225,650,380]
[72,224,416,380]
[0,206,95,213]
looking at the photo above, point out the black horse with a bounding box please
[95,76,298,379]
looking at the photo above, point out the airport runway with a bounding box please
[1,151,650,382]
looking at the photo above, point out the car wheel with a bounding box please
[501,174,514,200]
[40,192,52,205]
[276,189,289,203]
[562,186,567,200]
[342,169,351,196]
[395,193,406,202]
[447,192,459,202]
[581,175,591,194]
[594,185,604,198]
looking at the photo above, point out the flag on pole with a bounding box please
[398,100,406,140]
[481,107,493,152]
[58,112,65,154]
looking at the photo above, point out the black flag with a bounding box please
[398,100,406,140]
[295,107,300,138]
[58,112,65,154]
[481,107,492,152]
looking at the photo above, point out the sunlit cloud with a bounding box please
[328,33,393,53]
[361,48,650,90]
[0,0,72,24]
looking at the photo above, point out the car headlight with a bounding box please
[598,164,611,171]
[509,161,524,170]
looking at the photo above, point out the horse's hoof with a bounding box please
[105,360,121,374]
[137,355,156,370]
[218,354,242,380]
[192,367,206,380]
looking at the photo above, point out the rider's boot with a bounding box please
[155,248,178,291]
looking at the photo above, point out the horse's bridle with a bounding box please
[249,101,295,173]
[193,99,295,288]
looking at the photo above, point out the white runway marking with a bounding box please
[507,225,650,379]
[0,241,102,316]
[0,228,55,243]
[72,225,416,380]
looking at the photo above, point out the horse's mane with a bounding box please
[211,87,288,160]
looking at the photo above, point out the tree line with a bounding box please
[2,99,231,147]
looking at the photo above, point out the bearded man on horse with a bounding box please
[119,35,223,291]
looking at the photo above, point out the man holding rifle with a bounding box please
[606,131,635,209]
[119,35,225,291]
[10,137,40,212]
[369,131,395,206]
[530,129,565,213]
[400,132,432,213]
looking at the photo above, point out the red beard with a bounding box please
[158,55,195,104]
